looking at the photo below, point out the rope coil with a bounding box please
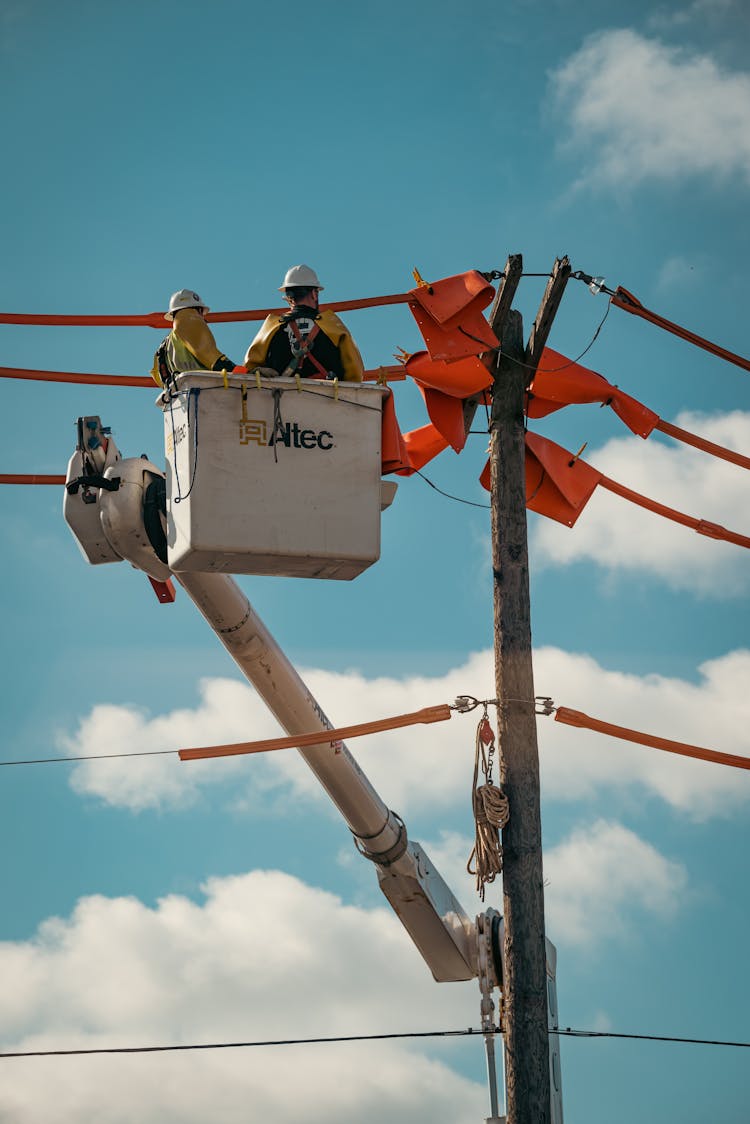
[467,710,509,900]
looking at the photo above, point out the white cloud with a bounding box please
[530,410,750,596]
[62,652,499,813]
[543,820,687,947]
[0,813,688,1121]
[536,645,750,817]
[60,678,289,813]
[61,647,750,822]
[552,29,750,187]
[422,821,687,950]
[0,870,484,1124]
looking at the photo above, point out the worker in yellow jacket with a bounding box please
[152,289,236,387]
[244,266,364,382]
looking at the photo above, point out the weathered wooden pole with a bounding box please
[488,255,570,1124]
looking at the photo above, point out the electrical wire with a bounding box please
[532,301,611,371]
[414,469,490,510]
[0,749,177,767]
[2,1026,748,1060]
[457,301,611,374]
[0,1029,478,1059]
[553,1028,750,1048]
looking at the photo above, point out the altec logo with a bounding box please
[239,417,334,450]
[271,422,334,450]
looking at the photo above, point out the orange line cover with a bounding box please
[179,704,452,762]
[0,292,412,329]
[555,707,750,771]
[0,474,66,485]
[612,287,750,373]
[483,431,750,550]
[0,365,406,389]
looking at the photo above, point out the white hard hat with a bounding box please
[278,265,324,292]
[165,289,209,321]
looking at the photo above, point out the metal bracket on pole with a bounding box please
[476,910,506,1124]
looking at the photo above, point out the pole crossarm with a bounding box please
[525,256,572,374]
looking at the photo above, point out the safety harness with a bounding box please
[281,318,330,380]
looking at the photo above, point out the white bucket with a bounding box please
[162,373,390,579]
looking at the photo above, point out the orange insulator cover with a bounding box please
[479,432,602,526]
[381,391,413,474]
[397,424,450,474]
[419,387,468,453]
[406,350,492,451]
[408,271,498,363]
[528,350,659,438]
[405,351,491,398]
[523,432,601,526]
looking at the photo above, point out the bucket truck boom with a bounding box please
[64,411,476,982]
[63,392,563,1122]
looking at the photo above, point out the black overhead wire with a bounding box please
[413,469,490,510]
[457,300,612,375]
[0,749,177,766]
[2,1026,748,1061]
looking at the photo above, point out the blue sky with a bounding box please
[1,1,749,1120]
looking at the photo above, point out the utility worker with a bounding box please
[244,266,364,382]
[151,289,236,387]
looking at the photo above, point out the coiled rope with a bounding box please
[467,710,509,900]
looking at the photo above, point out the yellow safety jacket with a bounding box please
[244,308,364,382]
[151,308,233,386]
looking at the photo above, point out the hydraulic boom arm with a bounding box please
[63,417,476,981]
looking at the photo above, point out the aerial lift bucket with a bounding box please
[161,373,394,580]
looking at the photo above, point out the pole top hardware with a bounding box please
[452,695,499,714]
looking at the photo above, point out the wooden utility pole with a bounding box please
[488,254,571,1124]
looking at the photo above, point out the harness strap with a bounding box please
[283,320,329,379]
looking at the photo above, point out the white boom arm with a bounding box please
[64,420,476,982]
[176,569,477,982]
[64,414,565,1122]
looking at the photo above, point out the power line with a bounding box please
[0,749,177,767]
[2,1026,748,1061]
[414,469,490,510]
[554,1028,750,1048]
[0,1029,476,1059]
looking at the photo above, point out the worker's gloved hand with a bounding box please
[249,366,282,379]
